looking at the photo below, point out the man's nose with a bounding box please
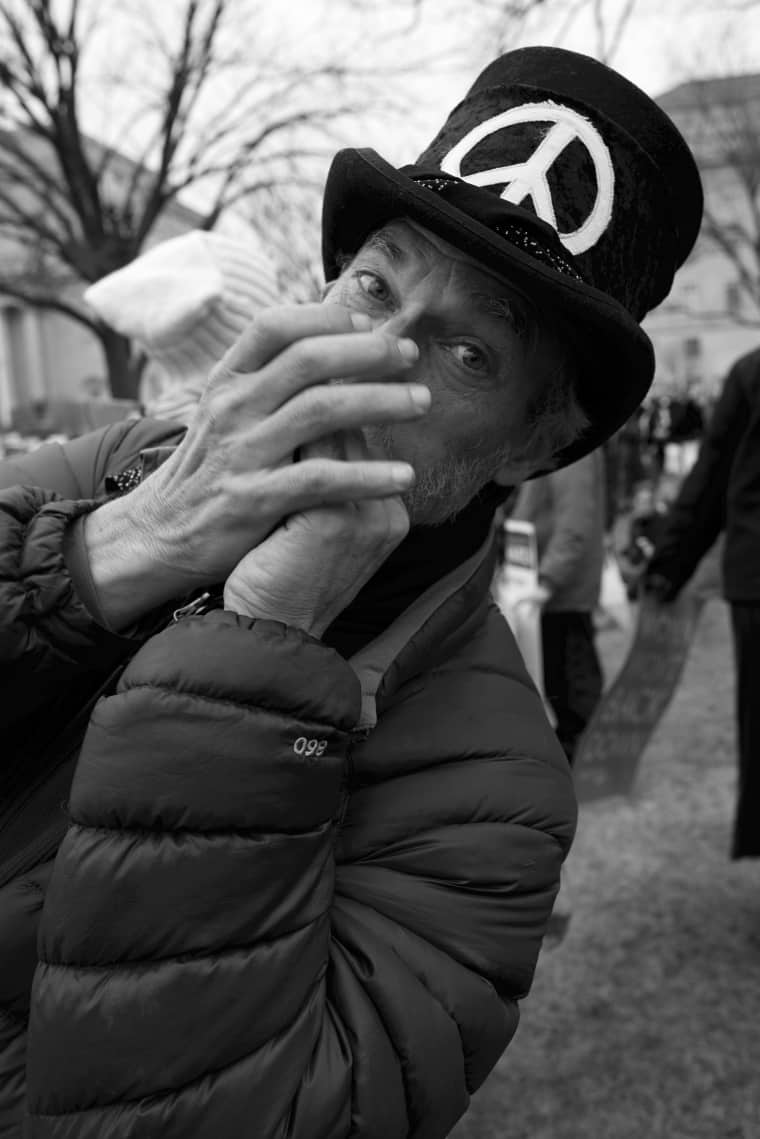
[374,310,427,383]
[376,304,424,342]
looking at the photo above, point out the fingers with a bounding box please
[203,303,423,454]
[216,303,367,377]
[261,382,429,457]
[229,329,420,415]
[263,456,416,511]
[296,431,409,533]
[312,498,410,551]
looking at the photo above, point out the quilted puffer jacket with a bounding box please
[0,419,576,1139]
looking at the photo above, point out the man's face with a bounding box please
[324,219,557,525]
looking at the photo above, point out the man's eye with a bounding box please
[449,342,489,373]
[355,271,391,303]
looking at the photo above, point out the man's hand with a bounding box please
[223,431,410,636]
[83,305,428,628]
[641,571,678,604]
[223,498,409,637]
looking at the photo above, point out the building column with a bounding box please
[21,307,47,402]
[0,304,15,427]
[0,303,48,426]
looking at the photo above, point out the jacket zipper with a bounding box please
[172,591,224,622]
[334,728,370,833]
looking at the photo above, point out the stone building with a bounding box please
[645,73,760,401]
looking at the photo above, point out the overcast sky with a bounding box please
[76,0,760,161]
[67,0,760,222]
[531,0,760,93]
[278,0,760,164]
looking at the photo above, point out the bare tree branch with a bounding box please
[0,143,80,240]
[605,0,639,63]
[0,278,97,332]
[0,0,462,397]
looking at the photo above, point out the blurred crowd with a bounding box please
[605,384,707,517]
[602,386,712,598]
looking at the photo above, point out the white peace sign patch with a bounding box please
[439,101,615,256]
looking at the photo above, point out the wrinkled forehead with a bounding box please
[365,217,527,299]
[357,217,542,346]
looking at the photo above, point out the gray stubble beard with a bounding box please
[365,425,510,527]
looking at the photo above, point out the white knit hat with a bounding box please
[84,229,280,422]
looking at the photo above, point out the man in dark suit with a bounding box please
[646,346,760,859]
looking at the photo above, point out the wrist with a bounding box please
[222,586,323,638]
[83,494,197,630]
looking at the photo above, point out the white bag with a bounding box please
[598,551,632,631]
[493,521,548,708]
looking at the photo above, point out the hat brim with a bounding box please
[322,148,655,471]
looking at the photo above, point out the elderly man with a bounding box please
[0,47,701,1139]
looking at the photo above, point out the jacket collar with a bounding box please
[349,535,497,730]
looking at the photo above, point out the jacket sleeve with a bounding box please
[0,417,182,498]
[0,419,184,734]
[0,487,140,733]
[24,611,573,1139]
[646,367,746,595]
[537,455,599,592]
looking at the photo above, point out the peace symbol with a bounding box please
[439,101,616,255]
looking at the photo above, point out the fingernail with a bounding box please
[350,312,372,331]
[398,338,419,364]
[392,463,416,486]
[410,384,431,411]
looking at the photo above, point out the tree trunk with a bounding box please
[99,327,142,401]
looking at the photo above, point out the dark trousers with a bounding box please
[541,611,603,767]
[730,603,760,858]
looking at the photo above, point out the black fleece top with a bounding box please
[323,482,506,658]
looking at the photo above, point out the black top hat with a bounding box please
[322,46,703,468]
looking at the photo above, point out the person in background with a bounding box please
[668,379,704,447]
[645,345,760,860]
[609,407,647,520]
[643,393,672,487]
[667,378,705,478]
[511,449,606,767]
[84,228,280,426]
[619,482,671,598]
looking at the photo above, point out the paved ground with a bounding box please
[450,596,760,1139]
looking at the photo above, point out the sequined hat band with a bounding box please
[413,175,583,282]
